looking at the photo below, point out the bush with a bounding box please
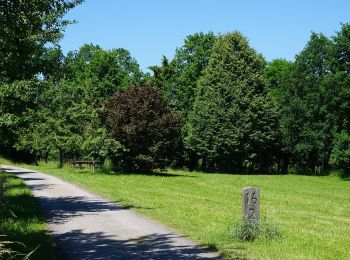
[229,217,282,242]
[105,86,181,173]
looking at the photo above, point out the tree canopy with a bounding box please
[1,1,350,175]
[0,0,83,82]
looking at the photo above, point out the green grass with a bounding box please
[0,170,55,260]
[3,160,350,259]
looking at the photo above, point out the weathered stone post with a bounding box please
[242,187,260,223]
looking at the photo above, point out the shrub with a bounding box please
[229,217,282,242]
[230,219,260,241]
[105,86,181,173]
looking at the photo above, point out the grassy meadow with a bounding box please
[2,160,350,259]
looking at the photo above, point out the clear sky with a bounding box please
[60,0,350,71]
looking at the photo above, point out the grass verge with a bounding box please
[2,160,350,259]
[0,168,55,260]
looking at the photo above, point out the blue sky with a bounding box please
[60,0,350,71]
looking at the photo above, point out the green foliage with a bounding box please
[185,32,279,172]
[149,56,174,93]
[0,0,83,82]
[0,80,48,160]
[330,131,350,170]
[14,81,81,165]
[264,59,292,102]
[330,23,350,133]
[265,59,292,89]
[278,33,334,174]
[81,120,123,163]
[332,23,350,72]
[229,217,281,242]
[1,10,350,175]
[13,80,120,167]
[105,86,181,172]
[151,32,217,118]
[64,44,144,106]
[229,219,260,241]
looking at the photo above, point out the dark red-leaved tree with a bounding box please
[105,86,181,173]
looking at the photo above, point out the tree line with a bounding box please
[1,0,350,175]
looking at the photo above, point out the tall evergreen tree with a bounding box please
[185,32,279,172]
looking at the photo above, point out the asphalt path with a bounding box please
[2,165,220,260]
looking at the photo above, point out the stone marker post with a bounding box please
[242,187,260,223]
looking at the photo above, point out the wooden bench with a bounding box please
[72,160,99,172]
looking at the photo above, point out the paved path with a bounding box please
[2,165,220,260]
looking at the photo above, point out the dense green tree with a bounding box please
[81,114,122,165]
[327,23,350,172]
[151,32,217,117]
[0,0,82,161]
[330,23,350,131]
[105,86,181,173]
[0,80,47,160]
[150,33,217,169]
[185,32,279,173]
[279,33,334,174]
[10,43,144,166]
[15,79,124,167]
[41,46,66,81]
[0,0,83,82]
[149,56,174,93]
[264,59,292,101]
[14,81,83,166]
[64,44,143,106]
[264,59,293,172]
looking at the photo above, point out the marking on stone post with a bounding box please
[242,187,260,223]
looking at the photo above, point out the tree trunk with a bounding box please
[59,149,64,168]
[281,157,289,174]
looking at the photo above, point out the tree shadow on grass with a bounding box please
[97,171,197,178]
[1,167,39,176]
[339,169,350,181]
[204,243,248,260]
[4,175,52,192]
[110,201,154,210]
[54,229,221,260]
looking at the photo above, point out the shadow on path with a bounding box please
[36,195,125,224]
[55,229,216,260]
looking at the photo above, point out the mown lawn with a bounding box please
[4,161,350,260]
[0,170,55,260]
